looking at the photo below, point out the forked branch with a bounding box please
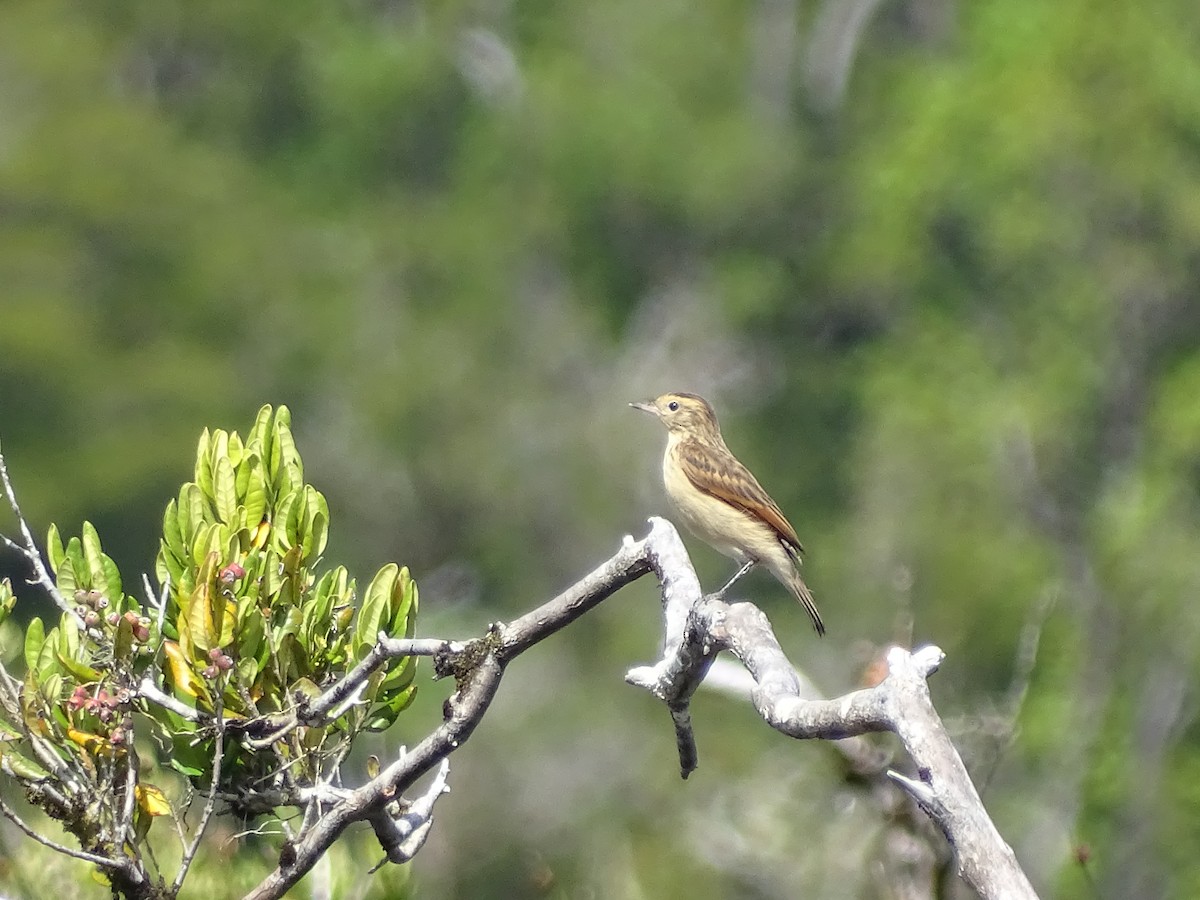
[248,517,1036,900]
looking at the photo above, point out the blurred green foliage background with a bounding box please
[2,0,1199,897]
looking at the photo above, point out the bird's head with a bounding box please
[630,392,721,437]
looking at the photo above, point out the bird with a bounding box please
[630,391,824,635]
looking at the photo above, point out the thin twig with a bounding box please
[172,692,225,895]
[246,637,459,749]
[0,793,123,869]
[115,731,140,855]
[142,572,170,635]
[137,678,204,722]
[0,445,80,624]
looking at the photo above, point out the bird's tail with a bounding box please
[787,569,825,636]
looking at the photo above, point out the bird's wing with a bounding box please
[677,440,804,555]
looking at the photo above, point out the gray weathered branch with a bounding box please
[627,521,1038,900]
[246,516,1036,900]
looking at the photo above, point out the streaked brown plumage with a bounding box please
[631,391,824,635]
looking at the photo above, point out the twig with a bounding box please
[368,757,451,867]
[172,693,225,895]
[244,638,459,750]
[115,730,140,855]
[142,572,170,634]
[0,444,81,625]
[244,521,658,900]
[0,793,123,870]
[137,678,204,722]
[627,586,1038,900]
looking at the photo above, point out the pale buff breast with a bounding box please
[661,445,791,571]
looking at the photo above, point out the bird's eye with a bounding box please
[667,400,679,412]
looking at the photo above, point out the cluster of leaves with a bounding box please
[0,524,171,846]
[0,405,418,864]
[154,405,419,785]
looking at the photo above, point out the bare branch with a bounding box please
[304,637,460,722]
[115,741,139,860]
[244,520,662,900]
[0,444,81,625]
[0,793,123,870]
[244,516,1035,899]
[137,677,203,723]
[239,637,461,750]
[628,578,1038,900]
[173,694,226,895]
[142,572,170,634]
[368,757,451,866]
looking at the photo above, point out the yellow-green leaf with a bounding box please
[214,456,238,525]
[238,452,267,528]
[0,747,51,781]
[57,652,101,683]
[226,430,244,468]
[194,428,213,499]
[162,499,185,558]
[135,783,171,817]
[46,524,65,576]
[0,580,14,627]
[163,641,206,701]
[23,617,45,673]
[356,564,398,659]
[114,615,134,661]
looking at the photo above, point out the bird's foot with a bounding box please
[712,560,756,600]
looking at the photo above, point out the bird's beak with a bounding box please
[629,400,658,416]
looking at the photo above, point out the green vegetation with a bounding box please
[0,407,418,895]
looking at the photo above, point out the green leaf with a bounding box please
[81,522,108,598]
[24,617,45,674]
[56,558,78,596]
[186,553,223,657]
[156,543,184,594]
[365,684,417,731]
[250,405,276,477]
[63,538,86,591]
[380,653,417,693]
[46,524,65,576]
[235,603,264,663]
[308,486,330,558]
[0,579,15,627]
[0,747,52,781]
[285,488,305,550]
[39,670,61,704]
[180,483,207,546]
[57,652,102,683]
[391,567,418,638]
[214,456,238,525]
[272,491,299,554]
[57,613,81,663]
[273,410,302,495]
[36,627,61,679]
[209,430,229,501]
[303,569,338,643]
[168,758,204,778]
[162,499,185,559]
[226,431,244,468]
[356,564,398,660]
[114,616,134,662]
[192,522,229,567]
[80,524,121,601]
[194,428,213,501]
[237,452,267,528]
[235,654,259,689]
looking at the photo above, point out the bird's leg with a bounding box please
[712,560,756,599]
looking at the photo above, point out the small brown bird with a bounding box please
[631,392,824,635]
